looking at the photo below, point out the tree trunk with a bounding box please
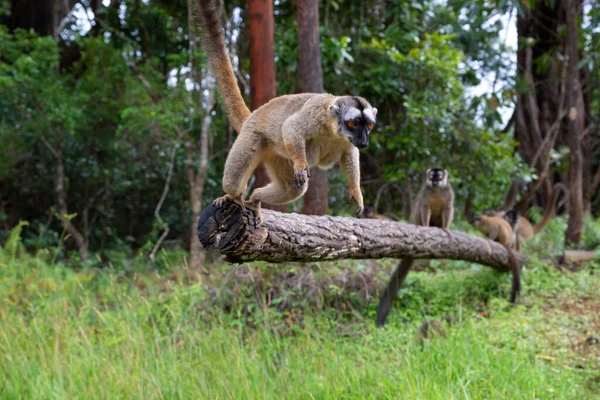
[564,0,585,246]
[197,200,524,271]
[514,3,560,210]
[10,0,54,35]
[9,0,77,37]
[186,0,215,277]
[296,0,324,93]
[187,80,215,276]
[297,0,328,215]
[513,1,593,220]
[248,0,284,211]
[301,170,329,214]
[188,189,206,272]
[53,138,88,261]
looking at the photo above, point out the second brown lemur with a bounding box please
[376,168,454,327]
[489,183,567,251]
[195,0,377,225]
[471,214,521,303]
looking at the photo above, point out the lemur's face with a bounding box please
[330,96,377,149]
[426,168,449,187]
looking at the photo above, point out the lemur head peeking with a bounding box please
[504,209,520,227]
[329,96,377,149]
[425,168,449,187]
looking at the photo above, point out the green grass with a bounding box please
[1,220,600,399]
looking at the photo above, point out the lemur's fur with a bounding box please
[376,168,454,327]
[195,0,376,224]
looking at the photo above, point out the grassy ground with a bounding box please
[1,220,600,399]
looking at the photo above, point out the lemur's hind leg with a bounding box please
[247,155,309,225]
[214,129,263,211]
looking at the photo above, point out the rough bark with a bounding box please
[564,0,585,246]
[197,200,524,271]
[297,0,328,215]
[248,0,284,211]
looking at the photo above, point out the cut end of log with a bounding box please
[197,199,267,263]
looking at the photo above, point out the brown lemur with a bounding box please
[471,214,521,303]
[488,183,567,251]
[503,209,521,251]
[376,168,454,327]
[194,0,377,225]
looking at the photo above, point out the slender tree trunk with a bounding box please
[188,173,206,272]
[403,177,413,219]
[248,0,284,211]
[588,163,600,209]
[564,0,585,245]
[513,1,594,218]
[51,135,88,261]
[513,3,563,210]
[188,80,215,275]
[186,0,216,276]
[297,0,328,215]
[463,190,474,221]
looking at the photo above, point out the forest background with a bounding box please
[2,0,599,268]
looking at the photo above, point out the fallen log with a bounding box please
[197,200,524,271]
[559,250,600,264]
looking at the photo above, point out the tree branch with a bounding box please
[149,145,177,261]
[39,134,59,159]
[197,200,524,271]
[131,62,161,103]
[501,109,515,133]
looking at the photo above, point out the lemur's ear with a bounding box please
[329,104,340,116]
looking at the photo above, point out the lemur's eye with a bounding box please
[367,123,374,130]
[346,121,355,128]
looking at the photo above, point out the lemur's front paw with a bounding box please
[293,162,310,188]
[355,206,364,218]
[347,187,364,217]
